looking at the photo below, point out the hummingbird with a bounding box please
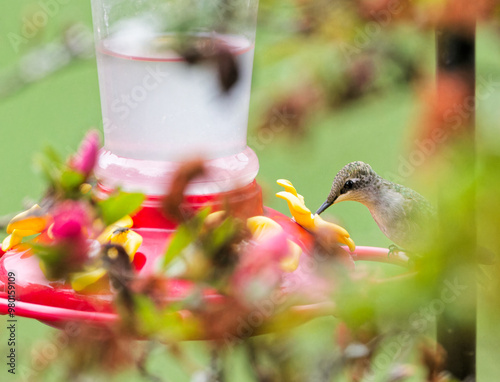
[315,161,436,254]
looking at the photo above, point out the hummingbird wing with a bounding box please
[397,185,436,252]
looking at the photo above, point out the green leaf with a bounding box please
[133,295,193,341]
[161,208,211,271]
[190,207,211,228]
[98,191,145,226]
[30,242,62,265]
[33,153,61,185]
[33,145,67,188]
[60,169,85,191]
[162,224,193,270]
[133,295,161,334]
[206,217,238,255]
[42,146,63,166]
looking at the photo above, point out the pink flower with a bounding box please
[69,130,100,176]
[232,232,289,304]
[51,201,90,240]
[49,201,92,270]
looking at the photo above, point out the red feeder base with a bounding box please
[0,181,405,334]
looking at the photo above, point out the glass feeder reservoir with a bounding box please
[91,0,260,195]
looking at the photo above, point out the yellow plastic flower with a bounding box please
[247,215,282,238]
[6,204,49,233]
[69,215,142,292]
[247,216,303,272]
[70,267,108,292]
[276,179,305,204]
[97,215,142,261]
[108,229,143,261]
[96,215,134,242]
[276,180,356,252]
[280,240,303,272]
[2,204,49,251]
[79,183,93,195]
[2,231,23,251]
[275,191,315,231]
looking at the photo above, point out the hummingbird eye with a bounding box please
[341,180,354,194]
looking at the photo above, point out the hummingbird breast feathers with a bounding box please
[367,182,436,253]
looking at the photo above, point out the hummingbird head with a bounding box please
[316,161,378,215]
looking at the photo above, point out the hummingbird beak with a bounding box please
[315,199,335,215]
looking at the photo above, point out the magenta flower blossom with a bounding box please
[51,201,91,240]
[69,130,100,177]
[48,201,92,271]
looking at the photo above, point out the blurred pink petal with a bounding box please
[51,201,90,240]
[70,130,100,176]
[232,232,289,303]
[46,201,93,271]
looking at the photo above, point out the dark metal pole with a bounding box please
[436,27,476,381]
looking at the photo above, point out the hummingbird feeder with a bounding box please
[0,0,408,337]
